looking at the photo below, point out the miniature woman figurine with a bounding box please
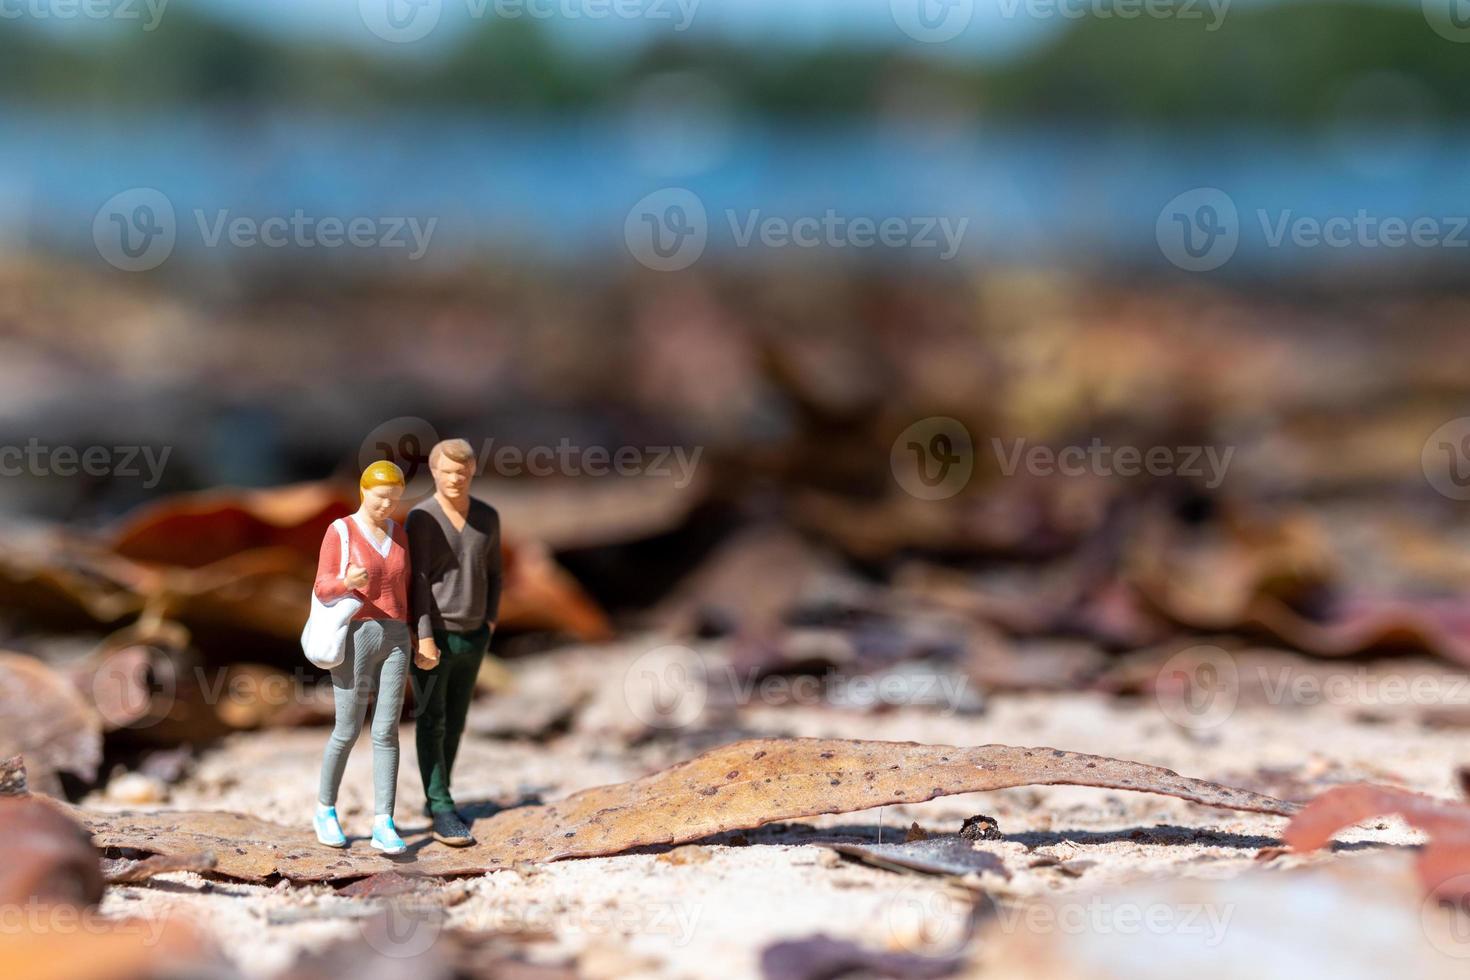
[312,460,414,854]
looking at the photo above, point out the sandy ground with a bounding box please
[82,639,1470,979]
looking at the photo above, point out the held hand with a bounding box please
[343,564,369,590]
[414,637,441,671]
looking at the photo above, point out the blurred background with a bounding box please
[2,0,1470,707]
[2,0,1468,636]
[6,2,1470,975]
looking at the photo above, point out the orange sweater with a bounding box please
[313,517,411,624]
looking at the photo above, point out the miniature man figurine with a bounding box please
[408,438,503,846]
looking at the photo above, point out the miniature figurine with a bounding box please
[408,438,503,846]
[310,460,413,854]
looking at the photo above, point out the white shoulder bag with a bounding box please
[301,518,363,669]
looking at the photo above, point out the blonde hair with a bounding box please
[360,460,406,496]
[429,438,476,469]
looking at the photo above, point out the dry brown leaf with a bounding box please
[106,481,350,568]
[0,482,612,645]
[0,654,103,793]
[830,836,1010,879]
[100,851,218,884]
[498,540,614,642]
[0,797,105,907]
[1127,509,1333,629]
[1284,783,1470,901]
[63,737,1295,883]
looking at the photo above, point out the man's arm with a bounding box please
[406,510,441,668]
[484,506,503,630]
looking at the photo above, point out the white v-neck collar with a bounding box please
[350,513,395,558]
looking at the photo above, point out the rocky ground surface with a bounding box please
[79,640,1470,980]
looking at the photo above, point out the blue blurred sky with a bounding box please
[152,0,1396,60]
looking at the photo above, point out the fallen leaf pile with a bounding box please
[0,481,611,658]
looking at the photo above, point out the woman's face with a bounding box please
[361,483,403,523]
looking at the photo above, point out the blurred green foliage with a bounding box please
[0,2,1460,120]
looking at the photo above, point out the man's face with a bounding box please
[432,454,473,499]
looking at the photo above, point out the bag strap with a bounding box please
[334,519,351,578]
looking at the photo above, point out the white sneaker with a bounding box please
[314,804,347,848]
[370,814,407,855]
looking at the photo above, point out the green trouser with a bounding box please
[411,624,491,815]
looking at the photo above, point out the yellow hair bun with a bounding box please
[360,460,406,491]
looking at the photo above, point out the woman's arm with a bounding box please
[313,523,353,604]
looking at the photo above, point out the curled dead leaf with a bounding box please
[1284,783,1470,901]
[66,737,1294,883]
[0,653,103,794]
[0,797,104,907]
[100,851,218,884]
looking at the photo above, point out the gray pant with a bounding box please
[318,619,411,816]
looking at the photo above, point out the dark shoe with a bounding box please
[431,809,475,847]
